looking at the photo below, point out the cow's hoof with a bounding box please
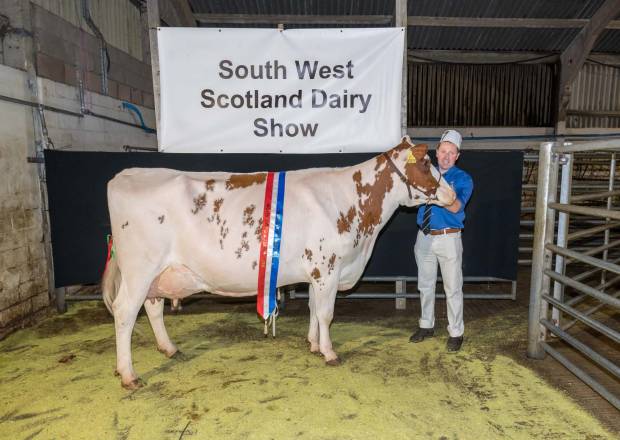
[325,357,342,366]
[170,351,188,361]
[158,347,180,358]
[122,378,145,390]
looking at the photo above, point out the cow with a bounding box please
[102,137,456,389]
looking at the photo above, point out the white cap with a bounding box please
[439,129,462,150]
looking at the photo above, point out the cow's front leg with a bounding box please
[113,281,145,389]
[144,298,178,358]
[313,281,340,365]
[307,284,320,354]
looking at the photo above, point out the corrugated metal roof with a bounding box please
[190,0,606,19]
[594,30,620,53]
[409,0,606,19]
[408,27,580,52]
[405,0,614,53]
[568,62,620,128]
[409,63,555,126]
[190,0,620,53]
[189,0,394,15]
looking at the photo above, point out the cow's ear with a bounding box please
[412,143,428,158]
[398,136,412,149]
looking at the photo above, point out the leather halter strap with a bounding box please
[382,152,445,201]
[382,152,412,199]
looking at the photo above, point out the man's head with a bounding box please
[437,129,462,173]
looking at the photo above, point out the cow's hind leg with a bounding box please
[307,284,320,354]
[312,281,340,365]
[112,279,148,389]
[144,298,179,358]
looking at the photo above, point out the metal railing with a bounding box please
[527,139,620,410]
[519,151,620,265]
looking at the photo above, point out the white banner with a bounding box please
[158,27,404,153]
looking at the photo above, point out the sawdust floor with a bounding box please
[1,281,618,440]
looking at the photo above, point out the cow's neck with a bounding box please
[347,153,406,251]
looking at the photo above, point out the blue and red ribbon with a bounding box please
[103,234,115,274]
[257,171,286,320]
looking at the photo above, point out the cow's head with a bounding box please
[385,137,456,207]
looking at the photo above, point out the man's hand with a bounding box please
[428,196,461,213]
[444,198,462,213]
[430,185,457,207]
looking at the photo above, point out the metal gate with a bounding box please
[527,139,620,410]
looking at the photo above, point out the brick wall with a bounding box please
[39,77,156,151]
[1,2,153,338]
[0,61,156,338]
[32,4,153,109]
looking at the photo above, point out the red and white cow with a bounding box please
[102,137,456,389]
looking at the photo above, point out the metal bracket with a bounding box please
[557,153,571,165]
[553,153,571,165]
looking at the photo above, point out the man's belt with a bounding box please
[429,228,461,236]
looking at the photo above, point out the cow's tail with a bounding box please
[102,253,121,315]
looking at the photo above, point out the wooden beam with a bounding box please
[567,110,620,118]
[193,13,620,29]
[173,0,195,27]
[556,0,620,134]
[194,13,393,25]
[407,16,620,29]
[407,50,620,65]
[408,49,560,64]
[159,0,195,27]
[583,53,620,65]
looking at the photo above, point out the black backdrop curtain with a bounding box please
[44,150,523,287]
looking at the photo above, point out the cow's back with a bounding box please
[107,167,357,294]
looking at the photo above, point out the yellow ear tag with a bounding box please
[407,150,417,164]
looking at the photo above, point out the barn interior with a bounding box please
[1,0,619,438]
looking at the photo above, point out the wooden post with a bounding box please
[395,0,408,136]
[140,3,150,64]
[147,0,161,145]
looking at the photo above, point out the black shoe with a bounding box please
[447,336,463,352]
[409,327,434,343]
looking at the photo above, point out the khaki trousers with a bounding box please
[414,230,464,338]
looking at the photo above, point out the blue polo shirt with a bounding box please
[417,165,473,230]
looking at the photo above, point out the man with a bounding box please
[409,129,473,352]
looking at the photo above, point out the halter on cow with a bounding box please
[102,136,456,389]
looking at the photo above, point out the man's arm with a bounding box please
[444,198,462,213]
[441,172,473,213]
